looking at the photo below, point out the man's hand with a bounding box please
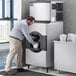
[33,43,39,48]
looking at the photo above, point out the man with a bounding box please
[5,16,38,75]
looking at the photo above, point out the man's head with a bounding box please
[26,16,35,26]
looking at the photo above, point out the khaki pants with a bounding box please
[5,38,23,71]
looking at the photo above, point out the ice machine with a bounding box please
[26,22,63,68]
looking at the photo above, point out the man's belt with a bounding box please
[10,36,22,41]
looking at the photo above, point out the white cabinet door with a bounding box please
[54,41,76,73]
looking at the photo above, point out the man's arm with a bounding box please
[21,26,35,45]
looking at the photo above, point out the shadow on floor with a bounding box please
[0,70,55,76]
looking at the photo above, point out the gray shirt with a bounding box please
[10,19,35,45]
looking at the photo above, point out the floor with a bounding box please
[0,49,16,70]
[0,69,55,76]
[23,66,76,76]
[0,66,76,76]
[0,43,76,76]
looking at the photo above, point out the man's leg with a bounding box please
[5,49,17,71]
[5,38,17,71]
[5,38,21,74]
[17,43,23,68]
[17,41,27,72]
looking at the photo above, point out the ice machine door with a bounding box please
[30,2,51,22]
[26,31,47,53]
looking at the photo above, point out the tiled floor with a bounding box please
[0,59,76,76]
[0,49,16,70]
[24,66,76,76]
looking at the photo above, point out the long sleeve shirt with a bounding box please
[10,19,35,45]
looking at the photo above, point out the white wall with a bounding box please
[22,0,29,19]
[62,0,76,34]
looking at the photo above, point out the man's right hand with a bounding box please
[33,43,39,48]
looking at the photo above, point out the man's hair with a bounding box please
[27,16,35,22]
